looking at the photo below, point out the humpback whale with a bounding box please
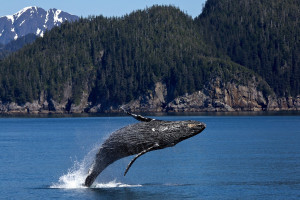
[84,111,206,187]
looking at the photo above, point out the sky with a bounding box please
[0,0,207,18]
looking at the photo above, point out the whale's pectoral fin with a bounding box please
[125,110,155,122]
[121,106,155,122]
[124,143,160,176]
[128,112,154,122]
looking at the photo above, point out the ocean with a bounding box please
[0,114,299,199]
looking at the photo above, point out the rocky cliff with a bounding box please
[121,77,300,113]
[1,76,299,114]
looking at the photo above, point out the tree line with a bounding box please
[0,2,298,110]
[196,0,300,97]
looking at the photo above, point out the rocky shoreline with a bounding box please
[1,78,299,115]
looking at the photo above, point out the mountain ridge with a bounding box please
[0,6,79,45]
[0,34,37,59]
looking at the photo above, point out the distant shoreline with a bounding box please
[1,110,299,118]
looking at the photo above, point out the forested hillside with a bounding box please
[0,2,299,113]
[196,0,300,97]
[0,34,37,59]
[0,6,225,107]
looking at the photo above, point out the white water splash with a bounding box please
[50,149,95,189]
[50,144,141,189]
[94,180,142,188]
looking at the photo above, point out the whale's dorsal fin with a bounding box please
[121,107,155,122]
[124,143,160,176]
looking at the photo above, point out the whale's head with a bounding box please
[178,120,206,141]
[157,120,206,147]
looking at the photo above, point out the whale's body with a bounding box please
[84,112,206,187]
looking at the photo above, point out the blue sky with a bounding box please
[0,0,207,18]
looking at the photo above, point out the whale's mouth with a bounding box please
[188,122,206,129]
[190,122,206,135]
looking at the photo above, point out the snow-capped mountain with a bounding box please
[0,6,79,44]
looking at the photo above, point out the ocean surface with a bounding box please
[0,114,299,199]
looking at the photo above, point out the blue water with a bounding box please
[0,115,299,199]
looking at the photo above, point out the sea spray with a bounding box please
[50,140,142,189]
[94,180,142,188]
[50,144,99,189]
